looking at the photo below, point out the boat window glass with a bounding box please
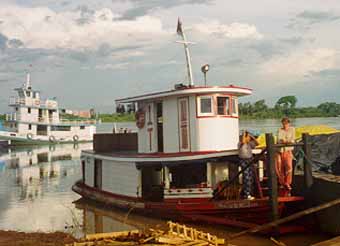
[51,125,71,131]
[28,107,31,114]
[231,97,238,116]
[198,96,214,116]
[28,124,32,130]
[26,91,31,97]
[80,125,85,130]
[168,163,207,189]
[217,96,230,115]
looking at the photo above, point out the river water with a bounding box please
[0,118,338,245]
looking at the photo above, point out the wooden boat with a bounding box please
[73,19,305,231]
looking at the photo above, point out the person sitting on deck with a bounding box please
[238,130,259,200]
[276,117,296,193]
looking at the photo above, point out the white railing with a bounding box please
[5,113,17,121]
[9,97,25,105]
[9,97,57,109]
[60,119,97,125]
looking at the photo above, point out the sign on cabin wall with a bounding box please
[178,97,190,152]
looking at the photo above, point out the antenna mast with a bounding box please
[176,18,194,86]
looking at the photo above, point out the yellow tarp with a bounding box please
[257,125,340,148]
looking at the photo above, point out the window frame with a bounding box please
[231,97,238,116]
[197,95,214,116]
[217,96,231,116]
[196,94,239,118]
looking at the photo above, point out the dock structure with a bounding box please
[65,221,225,246]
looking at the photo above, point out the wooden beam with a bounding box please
[302,133,313,189]
[265,133,279,222]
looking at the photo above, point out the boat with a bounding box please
[0,73,96,145]
[73,19,305,231]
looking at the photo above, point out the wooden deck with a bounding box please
[312,236,340,246]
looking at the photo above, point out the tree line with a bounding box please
[239,96,340,119]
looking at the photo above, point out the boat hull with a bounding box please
[0,132,92,146]
[72,181,304,230]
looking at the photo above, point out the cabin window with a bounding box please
[28,124,32,130]
[51,125,71,131]
[217,96,230,115]
[27,107,31,114]
[231,97,238,116]
[168,163,207,189]
[80,125,85,130]
[26,91,31,97]
[198,96,214,116]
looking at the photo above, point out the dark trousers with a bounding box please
[240,158,254,197]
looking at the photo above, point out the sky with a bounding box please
[0,0,340,112]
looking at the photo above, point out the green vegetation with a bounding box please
[0,114,5,121]
[240,96,340,119]
[60,113,94,121]
[98,113,135,122]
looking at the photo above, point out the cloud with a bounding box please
[95,62,129,70]
[297,10,340,24]
[116,0,213,20]
[259,48,338,82]
[288,10,340,29]
[0,4,169,51]
[0,33,8,50]
[193,21,263,40]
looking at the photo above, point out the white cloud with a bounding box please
[193,21,263,40]
[0,4,169,50]
[95,62,129,70]
[259,48,338,82]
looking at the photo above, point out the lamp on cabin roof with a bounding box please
[201,64,210,86]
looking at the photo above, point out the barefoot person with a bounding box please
[276,117,295,192]
[238,130,259,200]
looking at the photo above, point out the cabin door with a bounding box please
[94,159,102,189]
[141,167,163,202]
[156,102,164,152]
[178,97,190,152]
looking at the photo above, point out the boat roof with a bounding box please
[116,85,252,103]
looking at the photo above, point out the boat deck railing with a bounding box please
[9,97,58,109]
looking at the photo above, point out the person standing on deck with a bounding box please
[276,117,296,193]
[238,131,259,200]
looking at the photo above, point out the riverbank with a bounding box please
[0,230,76,246]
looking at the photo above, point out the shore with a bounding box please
[0,231,76,246]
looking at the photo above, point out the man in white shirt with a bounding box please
[276,117,295,192]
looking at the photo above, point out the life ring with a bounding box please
[73,135,79,142]
[135,109,145,129]
[26,133,33,140]
[49,135,56,143]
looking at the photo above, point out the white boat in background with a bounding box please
[0,73,96,145]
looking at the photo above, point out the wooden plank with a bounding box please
[312,236,340,246]
[85,229,140,240]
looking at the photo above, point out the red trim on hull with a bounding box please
[73,182,304,229]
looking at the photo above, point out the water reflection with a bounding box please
[75,200,137,235]
[0,143,91,232]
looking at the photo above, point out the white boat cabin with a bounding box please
[117,85,252,153]
[2,73,96,143]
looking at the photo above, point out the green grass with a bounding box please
[98,113,135,122]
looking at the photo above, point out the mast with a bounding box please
[176,18,194,86]
[25,72,31,89]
